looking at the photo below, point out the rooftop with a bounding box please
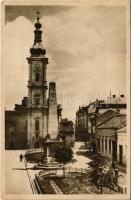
[117,126,127,133]
[96,109,116,127]
[97,114,126,129]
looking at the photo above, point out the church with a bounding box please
[5,12,62,149]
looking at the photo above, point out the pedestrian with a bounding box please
[20,154,23,162]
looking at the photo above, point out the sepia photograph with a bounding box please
[1,0,130,199]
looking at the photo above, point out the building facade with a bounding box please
[117,127,127,167]
[75,95,126,141]
[58,118,75,147]
[95,113,126,163]
[75,106,88,141]
[5,13,62,149]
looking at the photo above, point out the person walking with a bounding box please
[20,154,23,162]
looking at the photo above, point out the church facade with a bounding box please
[5,13,62,149]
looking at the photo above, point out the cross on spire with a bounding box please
[36,10,40,21]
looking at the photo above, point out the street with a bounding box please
[5,150,32,194]
[5,143,91,194]
[67,142,91,169]
[5,142,127,194]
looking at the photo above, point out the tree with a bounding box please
[88,154,119,194]
[54,145,74,176]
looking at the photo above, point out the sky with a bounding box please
[4,5,126,121]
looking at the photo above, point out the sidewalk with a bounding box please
[5,150,33,194]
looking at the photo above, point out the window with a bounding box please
[35,120,39,131]
[35,72,40,82]
[119,145,123,165]
[11,132,14,137]
[34,94,40,105]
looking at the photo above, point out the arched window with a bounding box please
[11,132,14,137]
[35,72,40,82]
[35,120,39,131]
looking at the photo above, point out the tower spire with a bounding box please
[34,11,42,43]
[30,11,46,57]
[36,10,40,21]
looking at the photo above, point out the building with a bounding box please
[89,109,118,153]
[75,95,126,141]
[58,118,75,147]
[97,94,126,114]
[117,126,127,167]
[75,106,88,141]
[96,109,116,127]
[95,113,126,163]
[5,13,62,149]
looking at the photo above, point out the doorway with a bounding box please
[119,145,123,165]
[112,141,117,161]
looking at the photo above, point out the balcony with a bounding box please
[28,81,48,88]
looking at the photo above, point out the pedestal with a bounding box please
[41,140,62,169]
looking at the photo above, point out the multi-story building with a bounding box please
[75,106,88,141]
[58,118,75,147]
[95,113,126,163]
[5,13,62,149]
[97,94,126,114]
[75,95,126,141]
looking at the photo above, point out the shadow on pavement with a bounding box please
[12,167,36,170]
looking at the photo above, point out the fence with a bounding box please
[66,167,88,174]
[38,167,89,178]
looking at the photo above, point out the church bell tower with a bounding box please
[26,12,49,147]
[5,11,62,149]
[27,11,48,107]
